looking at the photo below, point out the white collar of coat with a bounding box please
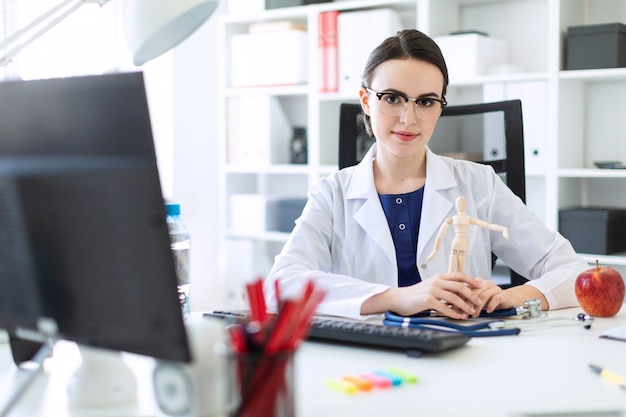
[346,143,458,200]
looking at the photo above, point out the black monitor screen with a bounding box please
[0,72,190,363]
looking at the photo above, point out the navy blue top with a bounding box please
[379,187,424,287]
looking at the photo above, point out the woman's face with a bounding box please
[359,58,445,161]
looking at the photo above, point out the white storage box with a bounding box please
[227,0,264,16]
[230,30,308,87]
[226,96,292,165]
[337,8,402,94]
[434,33,508,83]
[229,194,281,233]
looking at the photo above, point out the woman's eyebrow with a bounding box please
[382,88,441,99]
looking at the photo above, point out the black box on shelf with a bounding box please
[559,207,626,254]
[277,198,308,233]
[266,0,329,9]
[565,23,626,70]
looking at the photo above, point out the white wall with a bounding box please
[169,3,224,312]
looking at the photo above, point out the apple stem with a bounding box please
[596,259,599,271]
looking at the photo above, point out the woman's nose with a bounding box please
[399,102,419,124]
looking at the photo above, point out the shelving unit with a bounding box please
[216,0,626,307]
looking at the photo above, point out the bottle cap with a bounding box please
[165,203,181,216]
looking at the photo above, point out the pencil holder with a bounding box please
[226,350,295,417]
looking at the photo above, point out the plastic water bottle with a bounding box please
[165,203,191,320]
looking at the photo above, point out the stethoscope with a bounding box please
[383,298,595,337]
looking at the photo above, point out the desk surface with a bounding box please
[1,306,626,417]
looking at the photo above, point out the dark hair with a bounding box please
[360,29,449,136]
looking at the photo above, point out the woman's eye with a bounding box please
[383,94,402,105]
[417,98,434,107]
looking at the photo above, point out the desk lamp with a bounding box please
[0,0,218,67]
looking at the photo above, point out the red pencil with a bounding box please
[245,282,260,323]
[264,300,297,354]
[274,279,282,311]
[289,287,326,349]
[255,278,268,323]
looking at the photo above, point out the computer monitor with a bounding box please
[0,72,191,366]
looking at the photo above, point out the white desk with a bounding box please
[1,306,626,417]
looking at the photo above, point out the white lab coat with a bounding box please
[265,145,588,319]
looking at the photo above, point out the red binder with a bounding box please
[319,11,339,93]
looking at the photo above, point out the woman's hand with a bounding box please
[470,278,549,317]
[361,272,484,319]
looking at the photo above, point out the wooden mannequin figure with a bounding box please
[427,196,509,273]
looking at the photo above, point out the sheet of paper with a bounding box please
[600,324,626,342]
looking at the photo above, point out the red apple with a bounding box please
[575,261,625,317]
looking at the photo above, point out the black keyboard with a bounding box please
[204,310,471,355]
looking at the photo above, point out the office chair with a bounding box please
[338,99,528,288]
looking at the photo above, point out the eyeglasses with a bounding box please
[365,87,447,120]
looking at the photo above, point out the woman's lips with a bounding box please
[394,131,418,142]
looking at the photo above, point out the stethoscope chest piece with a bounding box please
[517,298,544,319]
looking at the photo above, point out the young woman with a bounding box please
[264,29,588,320]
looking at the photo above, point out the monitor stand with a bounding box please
[67,345,137,409]
[0,340,53,417]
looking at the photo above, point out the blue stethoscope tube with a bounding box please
[383,311,521,337]
[400,308,518,318]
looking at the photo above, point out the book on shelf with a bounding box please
[318,10,339,93]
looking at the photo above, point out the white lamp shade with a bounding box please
[124,0,218,66]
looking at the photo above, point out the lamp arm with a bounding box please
[0,0,75,50]
[0,0,112,66]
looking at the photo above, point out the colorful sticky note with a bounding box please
[342,375,373,391]
[359,373,392,388]
[387,367,418,384]
[326,378,357,395]
[372,370,403,386]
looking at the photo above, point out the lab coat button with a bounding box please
[420,264,427,269]
[395,198,402,204]
[398,224,406,230]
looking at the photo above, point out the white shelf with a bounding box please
[559,67,626,82]
[222,0,417,22]
[224,85,309,97]
[226,230,291,242]
[581,253,626,267]
[226,164,310,175]
[450,72,550,86]
[558,169,626,178]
